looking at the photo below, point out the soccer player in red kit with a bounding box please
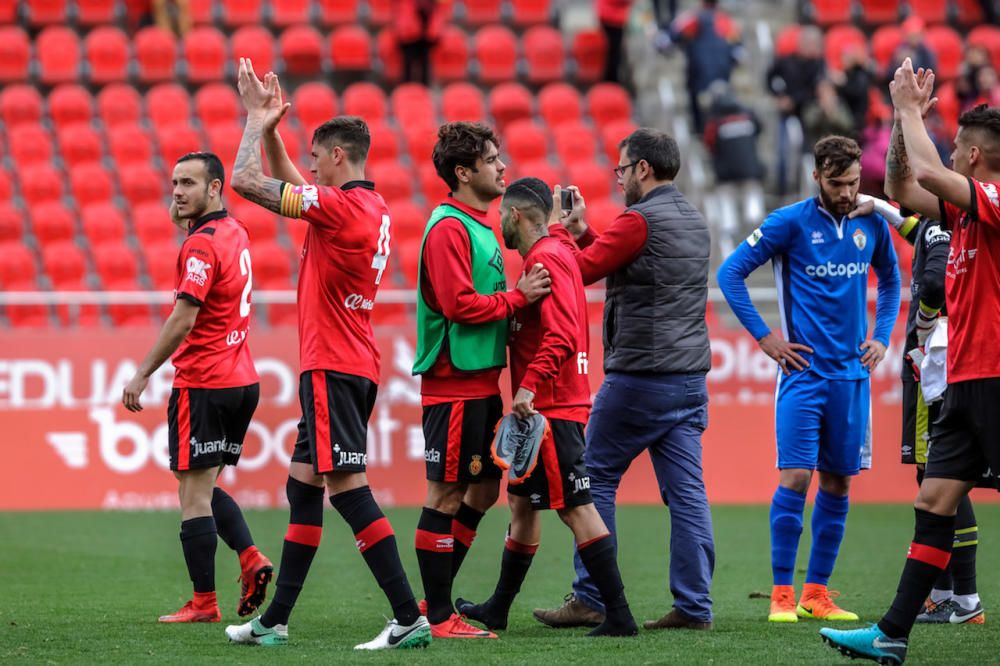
[454,177,637,637]
[122,152,272,624]
[411,123,551,639]
[224,60,428,650]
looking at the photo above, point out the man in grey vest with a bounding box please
[534,128,715,630]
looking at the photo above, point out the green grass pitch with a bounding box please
[1,504,997,664]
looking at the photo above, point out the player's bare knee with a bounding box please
[778,468,812,494]
[288,461,324,488]
[817,472,851,496]
[425,480,465,513]
[914,478,969,515]
[464,479,500,512]
[325,471,368,496]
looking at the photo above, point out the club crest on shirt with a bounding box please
[746,227,763,247]
[852,229,867,251]
[469,454,483,476]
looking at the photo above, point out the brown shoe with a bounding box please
[533,593,605,628]
[643,607,712,630]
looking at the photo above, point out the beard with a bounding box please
[501,227,518,250]
[623,179,642,207]
[471,176,505,202]
[819,188,854,217]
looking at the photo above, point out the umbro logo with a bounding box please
[488,248,504,274]
[436,536,454,550]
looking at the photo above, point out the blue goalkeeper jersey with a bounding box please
[717,197,901,380]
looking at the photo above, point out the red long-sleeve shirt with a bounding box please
[549,210,648,284]
[509,237,591,423]
[419,196,527,402]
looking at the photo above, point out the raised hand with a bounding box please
[236,57,272,115]
[262,71,291,133]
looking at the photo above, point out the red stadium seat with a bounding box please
[0,85,43,128]
[387,199,425,244]
[195,83,242,128]
[586,83,632,126]
[871,25,902,72]
[104,277,153,327]
[49,85,94,130]
[461,0,501,25]
[394,237,421,287]
[329,25,372,71]
[368,162,412,204]
[231,26,275,75]
[81,203,128,246]
[567,161,612,201]
[368,0,392,25]
[253,241,292,288]
[84,26,129,85]
[0,175,13,213]
[376,28,402,83]
[292,82,339,132]
[58,125,104,169]
[391,83,435,126]
[488,82,533,129]
[317,0,359,25]
[26,0,68,26]
[271,0,310,26]
[285,218,308,251]
[205,125,243,167]
[956,0,986,25]
[77,0,117,25]
[280,24,324,76]
[31,202,76,245]
[20,165,64,206]
[97,84,142,129]
[431,27,470,83]
[934,81,959,137]
[441,82,485,122]
[418,162,449,203]
[553,122,597,163]
[108,125,154,168]
[146,84,193,129]
[824,24,867,72]
[0,0,14,22]
[9,125,54,168]
[402,123,439,162]
[967,26,1000,72]
[570,29,607,84]
[504,120,549,164]
[221,0,262,27]
[133,204,178,247]
[907,0,947,24]
[810,0,853,26]
[0,243,38,288]
[188,0,216,25]
[601,119,637,163]
[231,203,279,242]
[366,120,401,165]
[0,27,31,82]
[0,204,24,243]
[184,27,228,83]
[69,163,115,207]
[539,83,583,128]
[858,0,899,25]
[926,26,964,82]
[343,82,387,121]
[475,25,518,84]
[516,158,562,189]
[511,0,550,26]
[36,27,81,85]
[523,25,564,85]
[144,240,181,288]
[92,242,139,283]
[135,26,177,83]
[42,241,87,286]
[774,25,800,57]
[156,124,204,167]
[120,164,166,207]
[584,197,623,234]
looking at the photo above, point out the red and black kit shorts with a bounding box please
[423,395,503,483]
[292,370,377,474]
[508,418,592,510]
[924,378,999,489]
[168,384,260,471]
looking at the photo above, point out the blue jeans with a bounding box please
[572,371,715,622]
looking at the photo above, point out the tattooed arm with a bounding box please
[231,112,286,213]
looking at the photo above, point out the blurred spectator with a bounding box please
[125,0,154,31]
[885,17,936,83]
[802,79,855,147]
[980,0,999,24]
[859,103,892,195]
[971,66,1000,108]
[830,45,874,134]
[153,0,191,37]
[703,82,764,183]
[598,0,633,83]
[956,45,993,109]
[398,0,451,85]
[669,0,744,133]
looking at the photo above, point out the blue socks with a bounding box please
[806,489,849,585]
[770,486,806,585]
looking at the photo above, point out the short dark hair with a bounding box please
[176,152,225,189]
[618,128,681,180]
[503,177,552,222]
[958,103,1000,170]
[311,116,371,164]
[813,135,862,177]
[432,121,500,191]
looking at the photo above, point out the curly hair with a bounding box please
[432,122,500,191]
[958,103,1000,170]
[813,135,862,177]
[311,116,370,164]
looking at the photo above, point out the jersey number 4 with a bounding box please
[371,214,391,285]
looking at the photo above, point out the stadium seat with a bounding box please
[69,163,115,207]
[9,125,54,168]
[601,119,637,163]
[231,203,279,241]
[586,83,633,126]
[907,0,947,24]
[431,26,470,83]
[184,26,228,83]
[343,82,387,121]
[284,218,308,251]
[824,24,867,72]
[58,125,104,169]
[0,85,43,128]
[188,0,216,24]
[42,242,87,289]
[20,167,64,209]
[511,0,550,26]
[329,25,372,71]
[0,0,14,22]
[0,204,24,244]
[317,0,360,25]
[368,162,412,204]
[26,0,68,26]
[83,26,129,85]
[418,162,449,203]
[402,122,438,162]
[935,80,959,136]
[568,161,612,201]
[926,26,964,81]
[394,237,421,287]
[570,29,607,84]
[120,164,166,207]
[92,242,139,283]
[810,0,853,25]
[146,84,193,130]
[81,202,128,246]
[135,26,177,83]
[475,25,518,84]
[504,120,550,164]
[292,82,339,132]
[388,199,425,244]
[774,25,800,57]
[441,82,485,122]
[967,26,1000,72]
[376,28,402,83]
[271,0,311,26]
[367,0,392,25]
[366,120,401,165]
[156,123,204,167]
[539,83,583,128]
[97,84,142,129]
[36,27,81,85]
[280,25,324,76]
[858,0,899,25]
[205,124,243,168]
[871,25,902,72]
[0,243,38,288]
[221,0,263,27]
[585,197,624,234]
[460,0,501,25]
[231,26,275,75]
[523,25,564,85]
[488,82,533,129]
[195,83,242,128]
[31,202,76,245]
[391,83,436,127]
[553,122,597,163]
[49,85,94,130]
[133,204,178,247]
[516,158,562,189]
[0,27,31,83]
[0,173,13,209]
[252,241,292,288]
[108,125,154,168]
[144,240,181,288]
[955,0,986,25]
[104,277,153,327]
[76,0,117,25]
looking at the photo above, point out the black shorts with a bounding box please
[423,396,503,483]
[291,370,377,474]
[168,384,259,471]
[901,379,941,465]
[924,378,999,489]
[507,418,592,510]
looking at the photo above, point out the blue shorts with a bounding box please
[774,370,871,476]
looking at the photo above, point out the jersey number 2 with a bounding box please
[239,248,253,317]
[372,214,391,285]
